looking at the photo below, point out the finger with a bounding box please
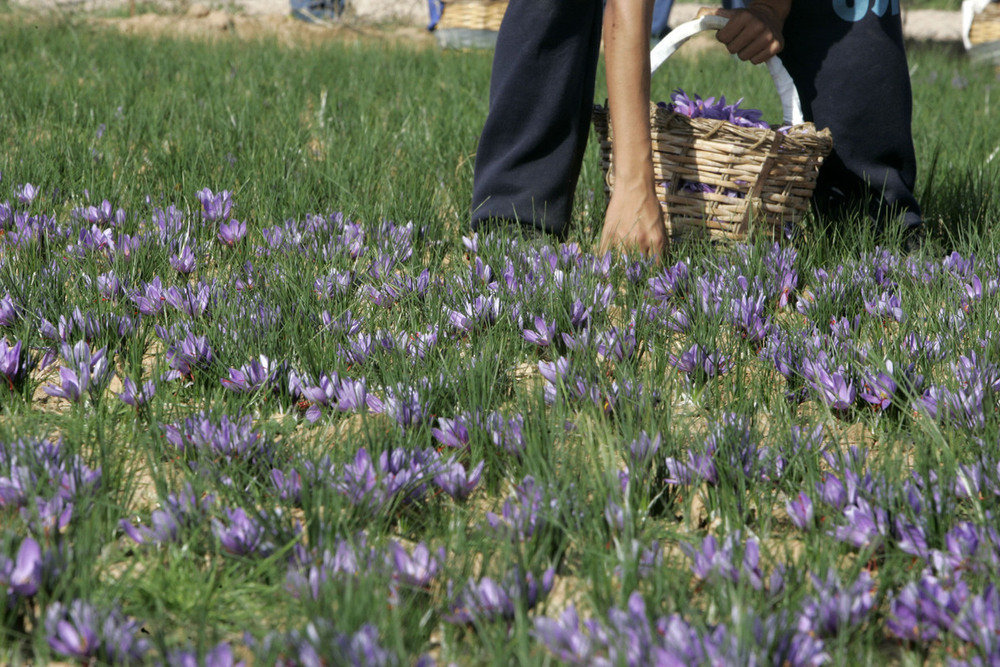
[716,14,757,54]
[741,33,780,64]
[698,7,730,18]
[714,12,744,44]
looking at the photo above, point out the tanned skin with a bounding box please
[599,0,791,257]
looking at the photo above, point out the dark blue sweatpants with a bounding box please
[470,0,922,236]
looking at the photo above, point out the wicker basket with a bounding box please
[435,0,507,49]
[593,16,833,243]
[969,2,1000,64]
[970,1,1000,44]
[436,0,508,31]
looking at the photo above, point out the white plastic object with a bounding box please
[649,15,804,126]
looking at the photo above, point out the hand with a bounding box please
[701,1,790,65]
[600,181,667,258]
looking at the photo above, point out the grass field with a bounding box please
[1,8,1000,666]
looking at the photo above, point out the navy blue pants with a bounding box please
[470,0,922,236]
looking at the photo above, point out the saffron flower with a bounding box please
[669,342,731,381]
[117,377,156,407]
[0,536,42,597]
[45,600,150,664]
[522,315,557,347]
[445,568,555,625]
[218,218,247,245]
[196,188,233,222]
[433,459,484,500]
[170,246,197,274]
[786,492,815,530]
[220,355,281,394]
[388,540,445,588]
[211,506,277,557]
[15,182,39,205]
[666,89,768,128]
[0,338,32,391]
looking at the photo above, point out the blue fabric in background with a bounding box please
[652,0,673,38]
[651,0,744,38]
[290,0,345,22]
[427,0,443,30]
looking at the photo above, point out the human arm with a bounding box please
[599,0,667,258]
[705,0,792,64]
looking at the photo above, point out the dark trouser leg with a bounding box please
[652,0,673,39]
[470,0,604,237]
[781,2,922,231]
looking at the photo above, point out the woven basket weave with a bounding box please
[970,2,1000,44]
[437,0,508,31]
[593,16,833,243]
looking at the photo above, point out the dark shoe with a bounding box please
[475,218,549,245]
[901,224,926,258]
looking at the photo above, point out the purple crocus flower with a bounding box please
[859,362,899,411]
[120,485,214,546]
[218,218,247,245]
[486,475,549,541]
[567,299,592,329]
[367,382,427,429]
[0,338,32,390]
[162,411,272,469]
[627,431,662,470]
[117,377,156,407]
[337,377,368,412]
[801,355,855,411]
[797,570,876,638]
[252,620,402,667]
[669,342,731,381]
[832,499,887,550]
[164,332,213,378]
[1,536,42,596]
[816,473,848,510]
[434,459,484,500]
[45,599,101,661]
[388,541,445,588]
[445,568,555,625]
[523,315,557,347]
[532,605,595,664]
[15,182,39,205]
[196,188,233,222]
[43,366,83,403]
[730,290,771,343]
[170,246,197,274]
[96,271,122,300]
[447,294,501,332]
[337,448,383,509]
[648,260,690,302]
[895,518,929,559]
[786,492,815,530]
[596,326,638,362]
[682,534,739,584]
[165,642,246,667]
[164,283,211,318]
[45,599,150,664]
[130,277,167,316]
[538,357,571,386]
[431,416,470,449]
[0,293,20,326]
[220,356,277,393]
[211,507,275,557]
[21,495,74,537]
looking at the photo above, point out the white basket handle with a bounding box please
[649,15,804,126]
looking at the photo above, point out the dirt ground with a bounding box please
[85,3,438,47]
[6,1,966,47]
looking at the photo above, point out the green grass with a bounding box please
[1,12,999,666]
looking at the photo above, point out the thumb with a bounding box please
[697,7,734,19]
